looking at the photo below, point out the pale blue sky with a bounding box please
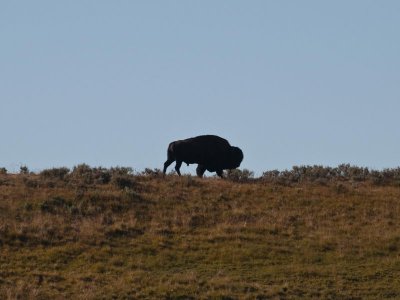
[1,1,399,175]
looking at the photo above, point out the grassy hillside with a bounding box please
[1,167,400,299]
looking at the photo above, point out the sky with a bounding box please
[1,1,399,175]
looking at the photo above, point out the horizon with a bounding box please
[3,162,399,177]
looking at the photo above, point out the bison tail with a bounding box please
[163,142,177,175]
[167,142,176,161]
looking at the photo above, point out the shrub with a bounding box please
[92,168,112,184]
[105,225,144,239]
[69,164,112,185]
[40,196,72,214]
[111,174,135,189]
[261,170,280,181]
[40,167,70,180]
[20,165,29,174]
[111,167,134,176]
[22,177,39,188]
[69,164,93,184]
[226,169,254,182]
[141,168,162,177]
[0,168,7,174]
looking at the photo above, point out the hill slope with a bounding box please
[1,170,400,299]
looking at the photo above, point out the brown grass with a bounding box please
[1,171,400,299]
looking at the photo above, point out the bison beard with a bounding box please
[163,135,244,178]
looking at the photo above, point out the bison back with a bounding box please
[174,135,231,165]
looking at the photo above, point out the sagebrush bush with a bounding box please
[225,169,254,182]
[69,164,93,184]
[22,177,39,188]
[40,196,72,214]
[111,174,136,189]
[19,165,29,174]
[40,167,70,180]
[261,164,400,186]
[141,168,162,177]
[69,164,112,185]
[110,166,134,176]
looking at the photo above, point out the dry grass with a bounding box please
[1,172,400,299]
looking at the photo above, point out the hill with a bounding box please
[1,166,400,299]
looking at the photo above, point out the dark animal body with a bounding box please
[163,135,243,178]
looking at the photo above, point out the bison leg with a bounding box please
[216,169,224,178]
[196,165,206,178]
[175,160,182,176]
[163,159,175,175]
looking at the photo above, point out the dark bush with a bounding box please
[40,196,72,214]
[92,168,112,184]
[111,174,136,189]
[111,167,134,176]
[22,177,39,188]
[69,164,113,185]
[226,169,254,182]
[0,168,7,174]
[20,165,29,174]
[40,167,70,180]
[141,168,162,177]
[105,225,144,239]
[69,164,93,184]
[261,170,280,181]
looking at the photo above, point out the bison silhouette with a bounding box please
[163,135,243,178]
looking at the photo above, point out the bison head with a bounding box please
[228,146,244,169]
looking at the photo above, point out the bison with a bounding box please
[163,135,243,178]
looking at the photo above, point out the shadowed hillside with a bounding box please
[1,165,400,299]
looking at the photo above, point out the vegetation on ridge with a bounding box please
[1,164,400,299]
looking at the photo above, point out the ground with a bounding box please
[1,171,400,299]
